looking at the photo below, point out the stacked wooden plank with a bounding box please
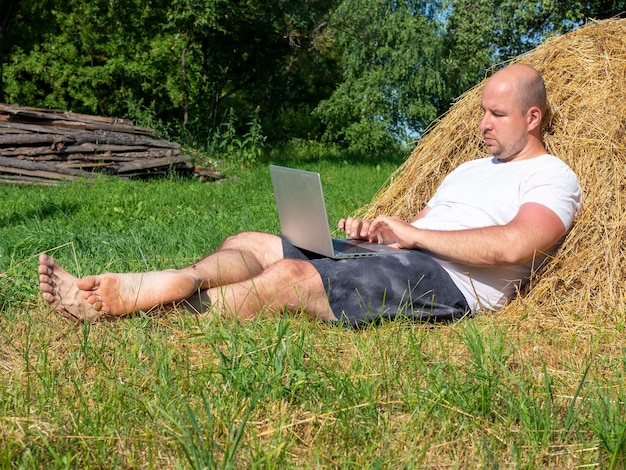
[0,103,221,185]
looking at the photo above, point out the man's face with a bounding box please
[479,78,530,162]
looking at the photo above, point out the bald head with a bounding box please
[487,64,547,115]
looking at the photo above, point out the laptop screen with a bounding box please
[270,165,336,257]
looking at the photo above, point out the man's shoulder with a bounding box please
[533,154,579,178]
[525,153,572,168]
[452,156,495,170]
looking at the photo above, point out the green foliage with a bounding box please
[588,352,626,469]
[1,0,624,154]
[207,107,266,168]
[315,0,443,152]
[314,0,625,151]
[0,0,20,103]
[440,0,580,100]
[124,93,175,140]
[3,0,178,117]
[2,0,341,148]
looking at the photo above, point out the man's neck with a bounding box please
[497,140,548,163]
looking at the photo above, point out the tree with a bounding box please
[314,0,444,153]
[314,0,625,153]
[2,0,177,119]
[441,0,625,106]
[245,0,344,142]
[2,0,622,151]
[0,0,21,103]
[161,0,342,143]
[1,0,341,146]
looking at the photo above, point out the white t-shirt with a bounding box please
[412,154,581,311]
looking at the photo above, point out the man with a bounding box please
[38,64,581,326]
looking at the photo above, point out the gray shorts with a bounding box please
[282,238,470,327]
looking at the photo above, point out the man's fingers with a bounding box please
[340,217,371,239]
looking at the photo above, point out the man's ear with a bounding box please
[527,105,542,130]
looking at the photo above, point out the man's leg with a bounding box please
[188,258,337,321]
[39,231,285,319]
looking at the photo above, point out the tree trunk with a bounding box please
[0,0,22,103]
[182,44,189,126]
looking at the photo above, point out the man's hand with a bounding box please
[368,216,418,247]
[338,217,373,240]
[339,207,430,243]
[339,216,416,247]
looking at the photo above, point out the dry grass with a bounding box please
[2,19,625,469]
[358,18,626,340]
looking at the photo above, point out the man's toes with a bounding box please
[39,254,56,270]
[77,275,98,291]
[40,281,53,294]
[93,302,106,312]
[41,292,56,304]
[85,293,101,305]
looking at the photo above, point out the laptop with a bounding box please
[269,165,407,259]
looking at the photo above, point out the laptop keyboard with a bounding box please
[332,239,376,254]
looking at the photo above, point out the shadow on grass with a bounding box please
[261,141,409,168]
[0,201,80,227]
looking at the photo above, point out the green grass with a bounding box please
[1,155,625,468]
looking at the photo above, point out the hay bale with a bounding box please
[359,18,626,331]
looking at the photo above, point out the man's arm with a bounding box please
[368,202,567,266]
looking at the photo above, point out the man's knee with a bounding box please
[221,231,271,249]
[273,259,321,287]
[220,231,284,265]
[268,259,333,319]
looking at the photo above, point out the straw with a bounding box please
[357,18,626,333]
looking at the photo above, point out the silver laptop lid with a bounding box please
[270,165,336,258]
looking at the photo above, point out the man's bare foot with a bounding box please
[77,270,200,316]
[38,253,103,322]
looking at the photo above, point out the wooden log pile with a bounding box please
[0,103,223,185]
